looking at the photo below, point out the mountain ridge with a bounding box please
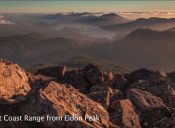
[105,17,175,31]
[111,28,175,71]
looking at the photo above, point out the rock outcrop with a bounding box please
[1,60,175,128]
[153,117,175,128]
[27,73,56,90]
[20,81,109,128]
[83,64,104,86]
[168,71,175,83]
[63,70,89,89]
[113,74,127,90]
[88,86,123,109]
[126,89,171,127]
[104,71,113,81]
[127,68,167,84]
[129,78,175,107]
[109,99,141,128]
[36,65,66,80]
[0,61,31,104]
[126,88,167,111]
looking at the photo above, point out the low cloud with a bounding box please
[118,10,175,19]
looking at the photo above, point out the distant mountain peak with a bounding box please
[135,17,175,23]
[101,13,119,18]
[132,28,174,35]
[131,28,156,34]
[122,28,175,40]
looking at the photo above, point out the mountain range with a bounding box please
[105,17,175,33]
[41,12,129,27]
[111,28,175,71]
[1,13,175,71]
[0,32,111,68]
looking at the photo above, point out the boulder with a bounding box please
[113,74,127,90]
[127,68,166,84]
[126,89,170,127]
[88,87,121,108]
[36,65,66,80]
[27,73,56,90]
[168,71,175,83]
[88,86,123,109]
[110,89,124,104]
[20,81,109,128]
[0,61,31,104]
[109,99,141,128]
[88,90,112,109]
[104,71,113,81]
[126,89,166,111]
[83,64,104,86]
[99,81,114,88]
[153,117,175,128]
[129,78,175,107]
[90,85,111,93]
[63,69,89,89]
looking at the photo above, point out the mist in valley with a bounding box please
[1,12,175,72]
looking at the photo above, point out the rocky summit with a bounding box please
[1,60,175,128]
[0,60,31,104]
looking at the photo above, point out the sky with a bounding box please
[0,1,175,19]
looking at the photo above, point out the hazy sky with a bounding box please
[0,1,175,13]
[0,1,175,19]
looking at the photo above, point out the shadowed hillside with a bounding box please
[62,56,129,74]
[111,28,175,71]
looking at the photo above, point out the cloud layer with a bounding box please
[118,11,175,19]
